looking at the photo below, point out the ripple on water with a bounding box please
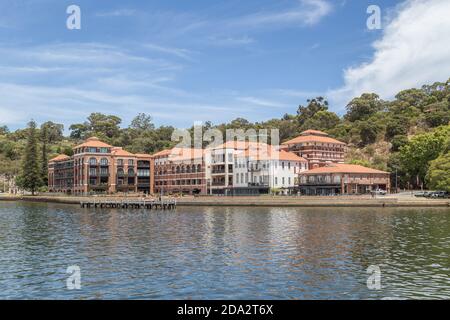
[0,202,449,299]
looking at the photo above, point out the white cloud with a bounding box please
[237,96,288,108]
[230,0,333,29]
[143,44,193,60]
[329,0,450,109]
[207,36,256,47]
[96,9,137,17]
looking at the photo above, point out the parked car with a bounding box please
[414,191,426,197]
[430,191,449,198]
[424,191,435,198]
[373,189,387,195]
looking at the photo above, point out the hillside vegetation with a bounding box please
[0,78,449,192]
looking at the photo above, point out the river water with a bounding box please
[0,201,449,299]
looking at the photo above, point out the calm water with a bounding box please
[0,202,449,300]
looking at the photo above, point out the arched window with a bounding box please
[89,157,97,165]
[181,166,185,173]
[186,165,191,173]
[176,166,180,173]
[117,168,124,176]
[100,158,108,166]
[128,168,135,176]
[197,164,201,172]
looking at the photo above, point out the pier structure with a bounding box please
[80,199,176,210]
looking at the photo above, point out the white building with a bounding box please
[205,141,308,195]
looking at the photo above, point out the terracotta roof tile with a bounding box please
[301,129,329,136]
[49,154,71,162]
[74,137,112,149]
[111,147,135,157]
[282,135,346,145]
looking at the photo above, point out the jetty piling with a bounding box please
[80,199,177,210]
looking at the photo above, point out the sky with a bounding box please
[0,0,449,130]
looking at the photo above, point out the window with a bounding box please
[100,148,108,153]
[288,177,291,185]
[282,177,285,185]
[137,169,150,177]
[236,174,239,183]
[117,159,123,166]
[89,157,97,165]
[128,159,134,166]
[117,168,124,176]
[89,168,97,176]
[100,158,108,166]
[275,177,278,185]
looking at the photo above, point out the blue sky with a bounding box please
[0,0,449,130]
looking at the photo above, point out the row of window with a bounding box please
[156,164,203,175]
[155,179,203,186]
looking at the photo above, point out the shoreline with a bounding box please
[1,195,449,208]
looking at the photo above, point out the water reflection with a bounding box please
[0,202,449,299]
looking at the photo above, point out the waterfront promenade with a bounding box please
[1,193,449,207]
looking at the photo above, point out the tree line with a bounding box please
[0,78,448,193]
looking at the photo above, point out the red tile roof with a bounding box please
[74,137,112,149]
[301,163,389,175]
[49,154,71,162]
[151,147,203,160]
[282,134,346,145]
[135,153,153,158]
[111,147,135,157]
[301,129,329,136]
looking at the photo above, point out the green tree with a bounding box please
[358,121,381,146]
[398,125,450,188]
[40,124,49,185]
[302,110,341,132]
[130,113,155,131]
[297,97,329,127]
[0,125,9,135]
[344,93,384,122]
[426,153,450,192]
[16,120,43,195]
[391,135,408,152]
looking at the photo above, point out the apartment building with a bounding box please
[153,147,206,195]
[283,130,391,195]
[48,137,153,194]
[281,130,346,169]
[205,141,308,195]
[298,164,390,195]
